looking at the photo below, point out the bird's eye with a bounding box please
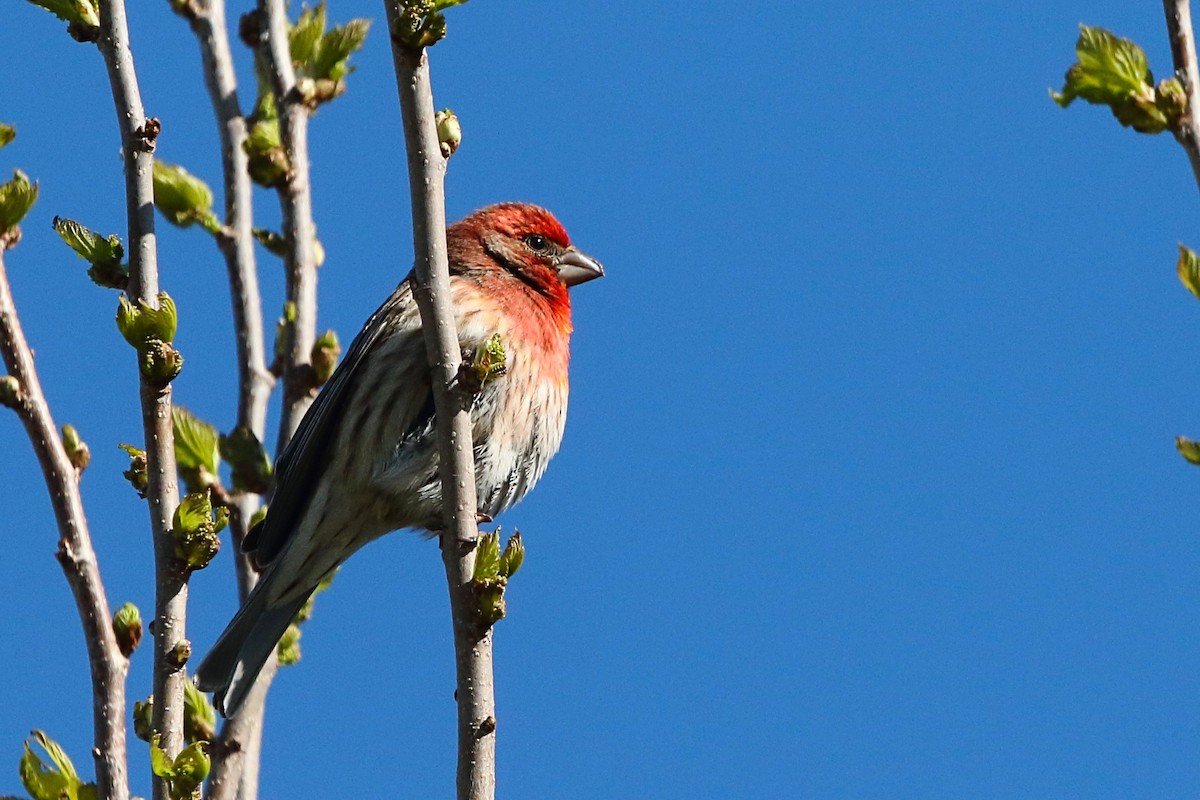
[522,234,549,252]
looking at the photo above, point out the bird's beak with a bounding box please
[555,247,605,287]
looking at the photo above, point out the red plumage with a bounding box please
[196,203,603,715]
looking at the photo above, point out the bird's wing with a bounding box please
[247,279,424,566]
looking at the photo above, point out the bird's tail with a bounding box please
[194,572,312,717]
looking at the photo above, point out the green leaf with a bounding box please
[1176,435,1200,465]
[172,405,220,483]
[171,742,211,792]
[289,2,327,66]
[0,169,38,234]
[20,731,81,800]
[473,531,502,581]
[1178,244,1200,300]
[116,292,178,348]
[20,742,70,800]
[219,425,273,494]
[112,601,143,657]
[24,0,99,27]
[433,0,469,9]
[310,18,371,82]
[149,736,174,780]
[0,123,14,149]
[53,216,124,265]
[152,160,219,231]
[499,531,524,578]
[1051,25,1173,133]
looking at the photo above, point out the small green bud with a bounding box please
[435,109,461,158]
[476,583,506,625]
[0,375,21,408]
[248,504,269,529]
[119,444,149,496]
[244,116,289,188]
[172,491,227,570]
[152,160,220,232]
[171,741,211,794]
[60,424,90,473]
[116,292,178,348]
[0,123,14,149]
[313,234,326,268]
[25,0,99,30]
[133,697,154,742]
[140,339,184,385]
[112,602,143,657]
[0,169,38,247]
[1177,435,1200,465]
[183,680,216,743]
[311,329,341,385]
[167,639,192,668]
[499,530,524,578]
[253,228,287,257]
[276,623,302,666]
[1156,76,1188,127]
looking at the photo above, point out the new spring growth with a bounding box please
[183,681,217,743]
[119,443,149,496]
[112,602,143,657]
[0,123,14,149]
[219,426,273,494]
[289,2,371,107]
[172,406,221,493]
[472,530,524,625]
[19,730,97,800]
[52,217,129,290]
[151,735,211,800]
[172,491,229,570]
[1052,25,1188,135]
[0,375,21,409]
[1176,435,1200,465]
[0,169,38,250]
[152,160,222,235]
[116,292,183,384]
[391,0,468,50]
[22,0,100,41]
[311,329,341,385]
[59,424,90,473]
[244,94,289,189]
[436,109,461,158]
[132,697,154,742]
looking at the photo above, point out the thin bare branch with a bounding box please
[96,0,186,793]
[1164,0,1200,187]
[172,2,275,797]
[384,11,494,798]
[257,0,320,448]
[0,250,131,800]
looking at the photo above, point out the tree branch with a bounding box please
[173,2,275,798]
[96,1,186,795]
[1164,0,1200,188]
[384,10,494,799]
[206,4,322,796]
[0,251,130,800]
[258,0,319,447]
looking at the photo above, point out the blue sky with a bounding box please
[1,1,1198,797]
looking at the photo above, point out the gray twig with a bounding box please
[0,251,131,800]
[1164,0,1200,187]
[384,10,495,799]
[96,1,186,794]
[174,1,275,798]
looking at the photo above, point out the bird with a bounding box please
[195,202,603,716]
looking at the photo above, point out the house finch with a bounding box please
[195,203,603,716]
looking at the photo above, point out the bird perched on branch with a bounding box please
[196,203,604,715]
